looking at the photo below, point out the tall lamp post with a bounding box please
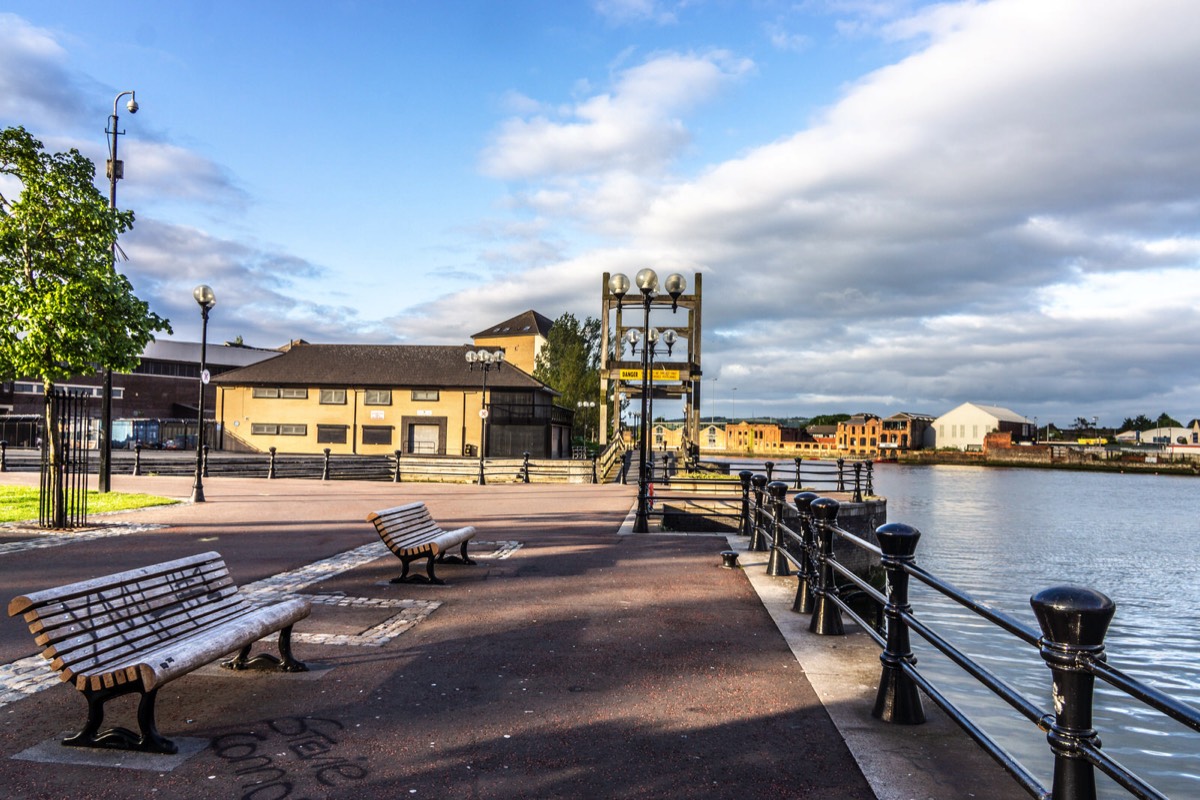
[191,285,215,503]
[576,400,597,443]
[99,90,139,493]
[466,348,504,485]
[609,269,685,533]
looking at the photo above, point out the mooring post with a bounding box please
[738,470,753,537]
[791,492,820,614]
[808,497,845,635]
[1031,585,1115,800]
[873,522,926,724]
[749,473,769,551]
[766,481,790,576]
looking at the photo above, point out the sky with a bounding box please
[2,0,1199,429]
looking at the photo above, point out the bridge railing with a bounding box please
[739,474,1200,800]
[725,458,874,500]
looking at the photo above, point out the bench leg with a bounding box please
[390,554,445,585]
[220,627,308,673]
[64,685,177,755]
[437,541,476,566]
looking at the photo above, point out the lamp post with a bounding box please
[99,90,139,493]
[576,400,597,443]
[190,285,215,503]
[609,269,685,533]
[466,348,504,485]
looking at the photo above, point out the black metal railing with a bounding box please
[738,473,1200,800]
[726,458,874,501]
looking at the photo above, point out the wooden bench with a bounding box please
[7,551,311,755]
[366,502,477,585]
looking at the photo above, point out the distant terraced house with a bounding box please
[212,341,571,459]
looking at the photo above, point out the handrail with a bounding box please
[737,471,1200,800]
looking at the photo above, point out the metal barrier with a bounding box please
[739,473,1200,800]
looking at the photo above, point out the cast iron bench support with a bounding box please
[366,501,477,585]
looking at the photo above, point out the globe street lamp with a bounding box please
[99,90,139,493]
[191,285,215,503]
[466,348,504,485]
[608,269,686,533]
[576,400,597,442]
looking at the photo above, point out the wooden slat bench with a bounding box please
[366,501,477,585]
[7,551,311,755]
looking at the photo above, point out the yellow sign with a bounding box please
[619,369,680,381]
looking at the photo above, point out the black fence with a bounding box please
[740,474,1200,800]
[39,390,91,528]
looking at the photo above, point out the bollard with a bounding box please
[865,460,874,497]
[720,550,740,569]
[836,458,845,492]
[393,449,402,483]
[267,446,277,479]
[1031,585,1115,800]
[0,440,7,472]
[132,442,142,476]
[791,492,820,613]
[591,456,598,485]
[764,460,774,482]
[738,471,753,537]
[321,447,331,481]
[853,461,863,503]
[808,497,845,635]
[793,457,802,489]
[522,452,531,484]
[873,522,925,724]
[202,444,210,478]
[765,481,790,576]
[749,474,769,552]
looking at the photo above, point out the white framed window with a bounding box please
[320,389,347,405]
[411,390,439,401]
[364,389,392,406]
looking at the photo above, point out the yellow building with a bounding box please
[471,310,554,376]
[214,343,570,458]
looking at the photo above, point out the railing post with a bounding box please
[765,481,790,576]
[322,447,331,481]
[808,497,845,635]
[738,471,753,537]
[865,460,874,497]
[793,457,802,489]
[523,452,531,483]
[393,449,402,482]
[764,460,774,482]
[0,440,7,472]
[749,474,769,552]
[1031,586,1115,800]
[202,444,210,478]
[591,455,598,484]
[873,522,925,724]
[131,442,142,476]
[853,461,863,502]
[836,458,845,492]
[791,492,820,614]
[267,446,277,479]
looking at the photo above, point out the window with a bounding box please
[281,388,308,399]
[411,390,439,401]
[253,387,280,398]
[320,389,347,405]
[253,387,308,399]
[364,389,391,406]
[251,423,306,436]
[362,425,393,445]
[281,424,307,436]
[317,424,348,443]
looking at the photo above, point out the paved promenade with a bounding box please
[0,473,1023,799]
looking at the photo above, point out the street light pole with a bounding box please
[191,285,215,503]
[466,349,504,485]
[99,90,138,493]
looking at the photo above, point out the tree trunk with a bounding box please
[43,382,66,529]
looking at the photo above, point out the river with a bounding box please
[723,460,1200,799]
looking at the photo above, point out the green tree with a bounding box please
[0,126,171,526]
[1155,412,1181,428]
[806,413,851,427]
[533,313,601,440]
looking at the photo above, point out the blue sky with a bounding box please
[3,0,1200,428]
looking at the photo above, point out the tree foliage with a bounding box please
[0,126,170,383]
[806,413,851,427]
[533,313,601,438]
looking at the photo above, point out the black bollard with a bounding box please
[321,447,331,481]
[1031,585,1115,800]
[0,440,7,472]
[267,446,277,479]
[393,449,402,483]
[865,460,874,497]
[791,492,820,614]
[738,471,753,537]
[523,451,531,483]
[202,444,210,478]
[853,461,863,502]
[132,442,142,476]
[764,460,775,482]
[765,481,790,576]
[873,522,925,724]
[808,497,844,635]
[749,474,769,552]
[793,456,802,489]
[836,458,845,492]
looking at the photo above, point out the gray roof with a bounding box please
[145,339,281,368]
[211,343,553,392]
[473,310,554,340]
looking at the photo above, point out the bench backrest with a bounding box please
[8,551,253,690]
[366,502,444,553]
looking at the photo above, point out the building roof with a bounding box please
[211,343,554,392]
[144,339,282,368]
[885,412,935,422]
[473,310,554,340]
